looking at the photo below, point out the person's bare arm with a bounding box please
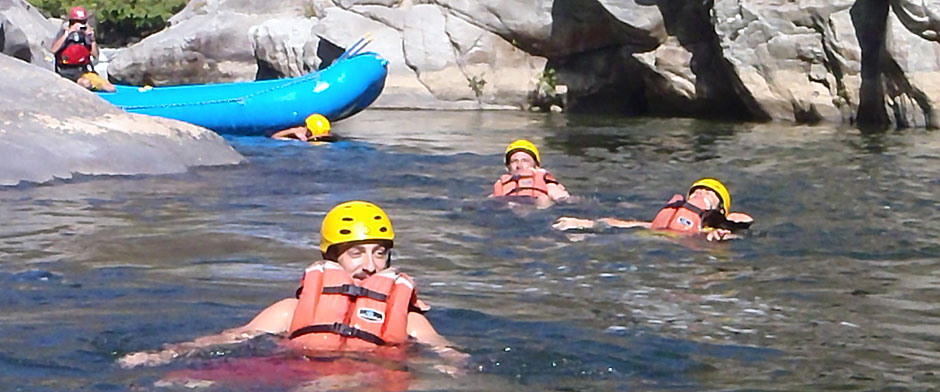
[271,126,308,141]
[553,217,651,231]
[407,312,469,375]
[598,217,651,229]
[49,26,73,53]
[85,26,99,59]
[118,298,298,368]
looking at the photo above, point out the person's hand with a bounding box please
[552,217,594,231]
[117,349,177,368]
[431,346,469,377]
[294,128,308,141]
[705,228,732,242]
[84,25,95,39]
[66,23,81,33]
[433,364,466,377]
[726,212,753,224]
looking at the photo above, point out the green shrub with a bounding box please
[468,73,486,100]
[29,0,188,45]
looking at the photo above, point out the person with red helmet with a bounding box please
[49,6,115,92]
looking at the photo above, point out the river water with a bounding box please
[2,110,939,391]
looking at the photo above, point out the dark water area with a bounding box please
[2,110,940,391]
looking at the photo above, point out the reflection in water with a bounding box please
[2,110,940,390]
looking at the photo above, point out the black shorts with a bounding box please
[56,66,91,82]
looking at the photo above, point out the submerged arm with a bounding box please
[408,312,469,375]
[118,298,297,368]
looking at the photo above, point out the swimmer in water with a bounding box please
[119,201,467,375]
[271,113,334,142]
[490,139,571,208]
[553,178,753,241]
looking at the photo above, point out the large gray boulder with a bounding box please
[108,0,549,110]
[250,17,321,79]
[103,0,940,127]
[551,0,940,127]
[106,0,311,85]
[0,53,244,186]
[0,0,57,69]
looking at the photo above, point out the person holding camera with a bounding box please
[49,6,115,92]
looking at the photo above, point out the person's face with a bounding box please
[689,188,721,211]
[507,151,537,175]
[336,242,389,283]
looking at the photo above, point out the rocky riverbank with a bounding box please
[5,0,940,129]
[0,47,243,186]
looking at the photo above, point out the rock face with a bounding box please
[97,0,940,127]
[0,53,244,186]
[0,0,57,69]
[108,0,549,110]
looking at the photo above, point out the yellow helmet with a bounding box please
[305,114,331,138]
[319,201,394,254]
[689,178,731,216]
[505,139,541,166]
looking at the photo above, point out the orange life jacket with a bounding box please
[492,168,558,198]
[288,261,417,351]
[57,33,92,66]
[649,193,715,234]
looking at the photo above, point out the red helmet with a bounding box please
[68,6,87,21]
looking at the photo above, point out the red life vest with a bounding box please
[57,33,92,66]
[288,261,417,352]
[649,193,714,234]
[492,168,558,198]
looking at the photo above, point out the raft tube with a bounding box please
[97,52,388,135]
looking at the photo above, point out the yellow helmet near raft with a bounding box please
[689,178,731,216]
[505,139,541,166]
[305,114,331,138]
[319,201,395,254]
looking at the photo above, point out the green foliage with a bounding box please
[537,68,557,93]
[29,0,188,45]
[468,73,487,100]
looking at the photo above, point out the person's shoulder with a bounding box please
[539,168,561,183]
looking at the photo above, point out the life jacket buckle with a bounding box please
[339,283,364,297]
[332,322,357,337]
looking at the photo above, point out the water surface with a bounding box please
[2,110,940,391]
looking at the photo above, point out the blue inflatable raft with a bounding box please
[97,52,388,135]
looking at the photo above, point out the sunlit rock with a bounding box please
[0,0,58,69]
[0,53,244,186]
[250,17,321,79]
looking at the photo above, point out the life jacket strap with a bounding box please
[504,173,549,195]
[289,322,387,346]
[662,197,708,218]
[322,284,388,301]
[681,201,705,217]
[506,187,548,196]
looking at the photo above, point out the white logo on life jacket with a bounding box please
[677,217,694,228]
[358,308,385,323]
